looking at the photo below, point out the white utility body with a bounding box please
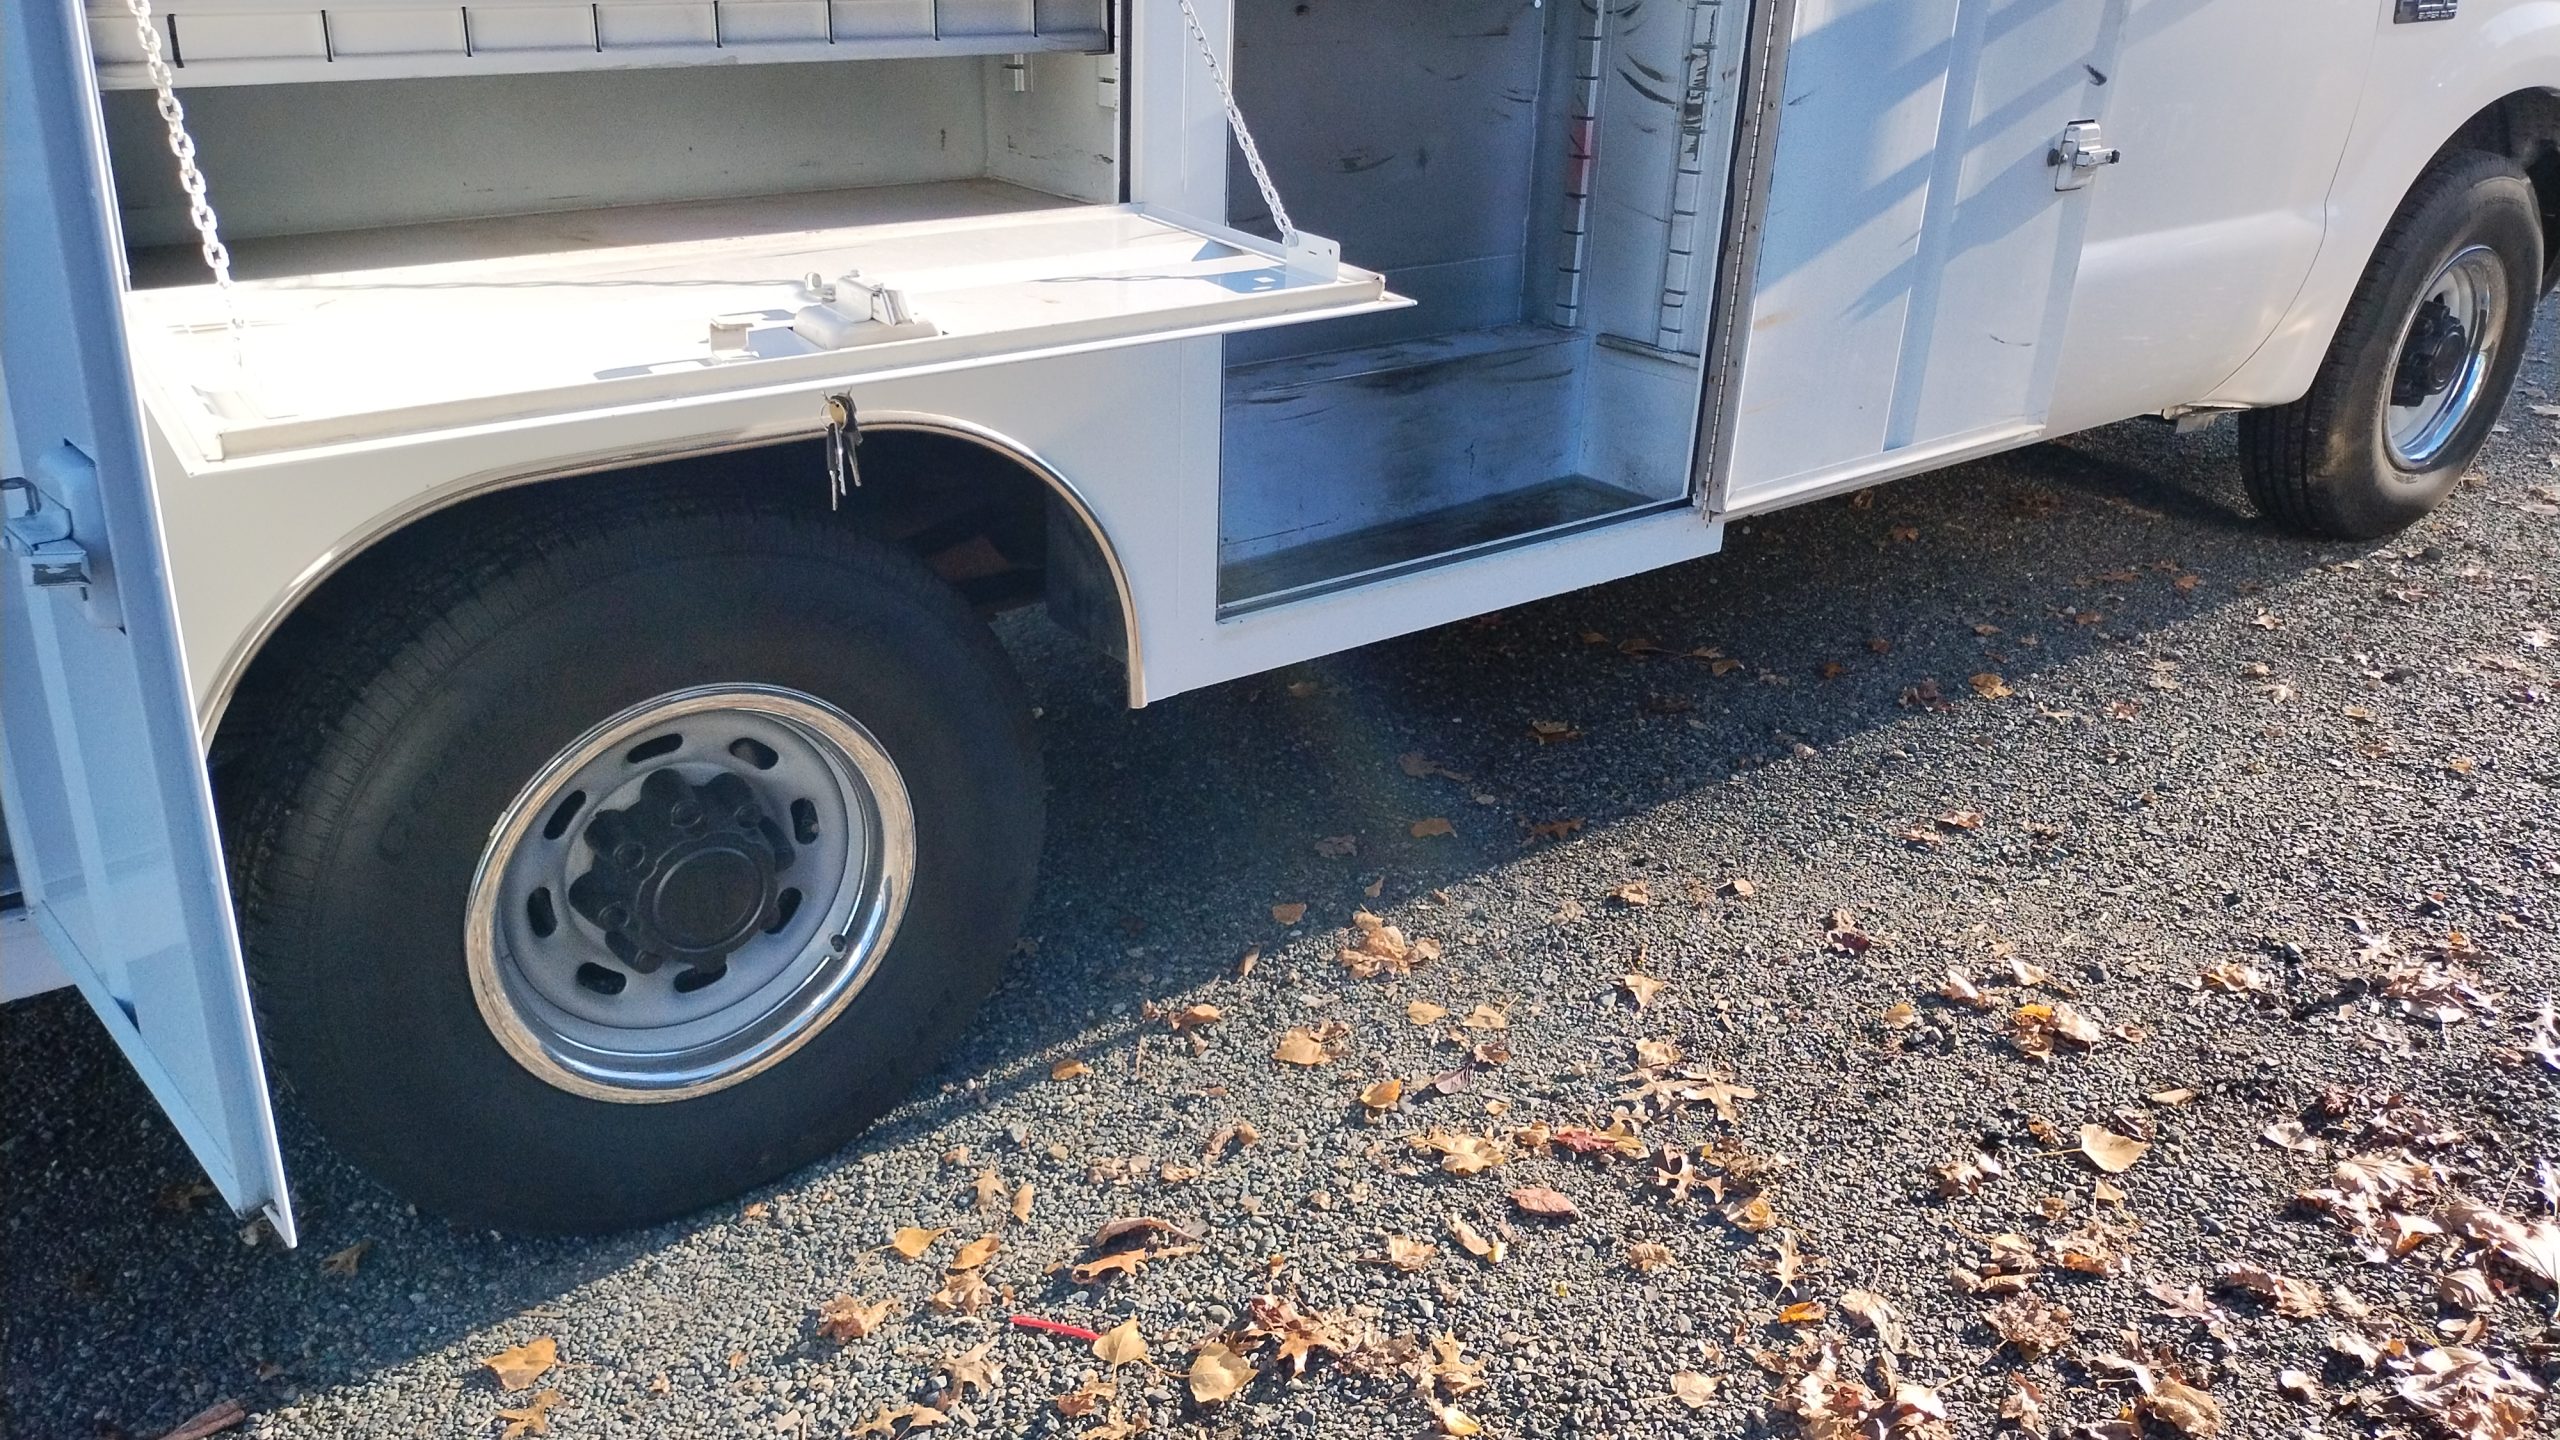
[5,0,2554,1239]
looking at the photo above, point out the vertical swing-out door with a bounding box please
[1713,0,2126,513]
[1,0,295,1241]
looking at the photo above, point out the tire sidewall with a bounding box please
[2316,164,2539,538]
[255,518,1039,1231]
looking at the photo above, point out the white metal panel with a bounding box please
[2,0,293,1239]
[2044,0,2373,432]
[0,906,75,1003]
[1721,0,2119,512]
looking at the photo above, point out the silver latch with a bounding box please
[791,270,939,351]
[1,476,93,588]
[2050,120,2119,191]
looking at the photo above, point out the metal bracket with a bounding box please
[2,474,94,588]
[791,270,939,352]
[2049,120,2119,191]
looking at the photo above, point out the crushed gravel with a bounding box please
[7,305,2559,1440]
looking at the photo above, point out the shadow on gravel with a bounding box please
[0,416,2375,1432]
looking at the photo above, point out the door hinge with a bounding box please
[2049,120,2120,191]
[1,475,94,588]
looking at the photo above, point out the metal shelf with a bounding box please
[90,0,1110,89]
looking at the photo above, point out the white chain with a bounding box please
[1172,0,1295,245]
[125,0,248,364]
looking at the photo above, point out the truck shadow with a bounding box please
[2,415,2386,1434]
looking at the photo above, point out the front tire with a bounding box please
[222,488,1041,1232]
[2239,149,2539,540]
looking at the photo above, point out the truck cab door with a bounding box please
[1712,0,2126,514]
[1,0,294,1243]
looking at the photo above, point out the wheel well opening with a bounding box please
[2450,89,2560,290]
[212,429,1135,772]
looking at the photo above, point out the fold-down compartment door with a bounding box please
[3,0,294,1240]
[127,200,1405,461]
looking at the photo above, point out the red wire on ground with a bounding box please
[1007,1314,1102,1342]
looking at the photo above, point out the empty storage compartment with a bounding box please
[1216,0,1752,611]
[103,36,1394,462]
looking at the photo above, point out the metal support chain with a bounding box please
[125,0,247,366]
[1172,0,1296,245]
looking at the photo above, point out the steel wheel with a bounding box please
[465,684,915,1102]
[2381,243,2509,471]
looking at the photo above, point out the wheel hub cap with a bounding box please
[464,685,915,1103]
[2382,244,2507,471]
[2389,298,2468,408]
[568,768,792,975]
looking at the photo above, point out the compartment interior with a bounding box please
[1216,0,1751,611]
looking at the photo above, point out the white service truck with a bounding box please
[2,0,2550,1242]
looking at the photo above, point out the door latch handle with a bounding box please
[2050,120,2120,191]
[1,475,93,588]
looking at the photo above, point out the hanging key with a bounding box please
[822,392,863,508]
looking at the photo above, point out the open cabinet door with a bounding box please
[1713,0,2125,514]
[2,0,294,1242]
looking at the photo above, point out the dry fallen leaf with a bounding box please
[1839,1288,1907,1354]
[1970,672,2015,699]
[1166,1003,1222,1032]
[495,1389,562,1440]
[1775,1300,1828,1325]
[815,1294,895,1343]
[1508,1186,1579,1221]
[1619,973,1666,1008]
[320,1239,372,1278]
[2078,1125,2150,1174]
[1187,1341,1256,1404]
[1626,1242,1676,1274]
[482,1336,558,1391]
[950,1235,1000,1270]
[1670,1371,1716,1410]
[1358,1077,1404,1112]
[1460,1003,1509,1031]
[1406,1000,1450,1025]
[1373,1235,1436,1272]
[1410,817,1456,838]
[1011,1183,1035,1223]
[1049,1058,1092,1082]
[1274,1028,1334,1066]
[1092,1318,1148,1368]
[888,1226,949,1260]
[1448,1213,1507,1265]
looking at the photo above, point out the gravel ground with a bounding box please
[7,306,2559,1440]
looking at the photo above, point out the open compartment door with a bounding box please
[2,0,293,1242]
[125,196,1402,462]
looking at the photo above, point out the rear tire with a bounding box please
[2238,149,2539,540]
[221,487,1042,1232]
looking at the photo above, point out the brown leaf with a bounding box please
[1619,973,1666,1008]
[1406,1000,1450,1025]
[2141,1377,2224,1437]
[1626,1242,1676,1274]
[1373,1235,1435,1272]
[1460,1003,1509,1031]
[150,1399,246,1440]
[1507,1186,1579,1221]
[1774,1300,1827,1325]
[950,1235,1000,1270]
[1409,817,1455,838]
[1271,902,1308,925]
[495,1390,562,1440]
[888,1226,949,1260]
[815,1294,895,1342]
[1049,1058,1092,1082]
[1011,1183,1035,1223]
[1167,1003,1222,1032]
[1448,1213,1507,1265]
[2078,1125,2150,1174]
[1839,1288,1906,1354]
[1358,1077,1404,1112]
[1187,1341,1256,1404]
[482,1337,558,1391]
[937,1339,1003,1398]
[320,1239,372,1278]
[1970,672,2015,699]
[1092,1318,1148,1368]
[1609,880,1655,906]
[1274,1028,1334,1066]
[1670,1371,1715,1410]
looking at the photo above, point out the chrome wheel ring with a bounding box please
[465,685,913,1102]
[2382,244,2508,471]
